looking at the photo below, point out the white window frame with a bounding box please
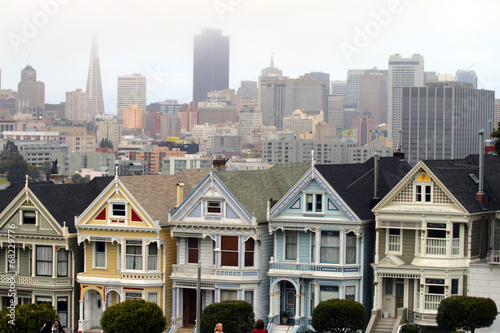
[345,232,357,264]
[125,292,143,300]
[93,242,107,269]
[344,285,356,301]
[108,200,128,219]
[148,292,158,305]
[414,183,432,203]
[148,243,158,271]
[125,240,143,271]
[386,228,402,255]
[57,248,69,277]
[304,192,324,213]
[284,230,298,261]
[36,245,53,277]
[206,200,222,214]
[21,210,37,225]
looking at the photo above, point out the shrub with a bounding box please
[401,324,419,333]
[437,296,497,333]
[311,299,366,333]
[200,300,254,333]
[100,299,166,333]
[0,302,58,333]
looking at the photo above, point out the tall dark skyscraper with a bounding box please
[193,29,229,107]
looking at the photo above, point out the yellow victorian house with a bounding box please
[75,170,209,333]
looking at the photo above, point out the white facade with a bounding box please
[388,54,424,145]
[117,74,147,124]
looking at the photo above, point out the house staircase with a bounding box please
[84,328,102,333]
[272,324,294,333]
[175,326,194,333]
[372,317,397,333]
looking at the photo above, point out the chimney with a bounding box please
[476,130,487,206]
[176,183,184,208]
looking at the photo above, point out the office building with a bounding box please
[327,96,344,127]
[117,74,147,124]
[346,69,365,108]
[97,119,122,151]
[85,36,105,118]
[159,113,181,140]
[331,80,347,105]
[123,105,144,129]
[357,111,375,147]
[237,81,258,100]
[401,82,494,165]
[147,100,183,115]
[261,78,327,130]
[258,55,285,106]
[198,103,237,126]
[18,65,45,118]
[388,54,425,145]
[455,69,478,89]
[161,154,212,175]
[360,72,388,126]
[193,29,229,106]
[304,72,330,95]
[65,89,87,121]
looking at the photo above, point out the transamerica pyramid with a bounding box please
[86,35,105,118]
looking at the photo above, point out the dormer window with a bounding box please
[112,204,126,216]
[305,193,324,212]
[22,210,36,224]
[207,201,221,214]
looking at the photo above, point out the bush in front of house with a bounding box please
[0,302,58,333]
[436,296,497,333]
[100,299,166,333]
[311,298,367,333]
[201,300,254,333]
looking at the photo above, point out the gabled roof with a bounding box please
[423,154,500,213]
[214,163,310,222]
[0,177,113,233]
[315,157,412,220]
[119,169,210,227]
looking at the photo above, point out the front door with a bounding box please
[382,278,395,317]
[183,289,196,327]
[396,282,404,311]
[282,281,295,324]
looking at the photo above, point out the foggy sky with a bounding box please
[1,0,500,113]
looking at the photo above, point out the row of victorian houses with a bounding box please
[1,149,500,333]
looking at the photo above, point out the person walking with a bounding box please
[252,319,268,333]
[40,320,52,333]
[53,319,65,333]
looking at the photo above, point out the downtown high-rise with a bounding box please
[117,74,147,124]
[86,35,105,118]
[388,54,425,146]
[193,29,230,106]
[18,65,45,118]
[401,82,495,165]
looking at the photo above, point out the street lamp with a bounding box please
[196,247,221,333]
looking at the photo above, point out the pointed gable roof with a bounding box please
[214,163,310,222]
[315,157,412,220]
[118,169,210,227]
[0,177,113,233]
[423,154,500,213]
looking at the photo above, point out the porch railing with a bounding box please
[426,238,446,255]
[487,249,500,263]
[424,294,445,310]
[171,265,259,279]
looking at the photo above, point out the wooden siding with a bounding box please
[258,223,272,321]
[164,230,176,323]
[299,231,311,263]
[401,229,416,263]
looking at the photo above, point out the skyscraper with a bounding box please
[455,70,478,89]
[86,35,105,118]
[346,69,366,108]
[65,89,87,121]
[258,55,285,107]
[401,82,494,165]
[117,74,147,124]
[360,72,388,126]
[18,65,45,118]
[261,78,327,130]
[193,29,229,106]
[388,54,425,146]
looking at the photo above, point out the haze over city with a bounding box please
[2,0,500,112]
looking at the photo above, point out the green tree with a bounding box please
[311,299,367,333]
[28,164,40,180]
[201,300,254,333]
[100,138,114,149]
[0,140,19,162]
[0,154,28,184]
[0,302,58,333]
[100,299,166,333]
[437,296,497,333]
[491,122,500,153]
[40,161,52,181]
[72,173,89,184]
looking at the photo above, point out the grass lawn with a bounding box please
[0,176,9,186]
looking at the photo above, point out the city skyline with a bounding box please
[1,0,499,114]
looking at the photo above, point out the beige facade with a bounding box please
[123,105,144,129]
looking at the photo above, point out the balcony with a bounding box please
[487,250,500,263]
[121,272,163,280]
[269,261,359,275]
[0,273,72,287]
[424,294,445,311]
[171,265,259,281]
